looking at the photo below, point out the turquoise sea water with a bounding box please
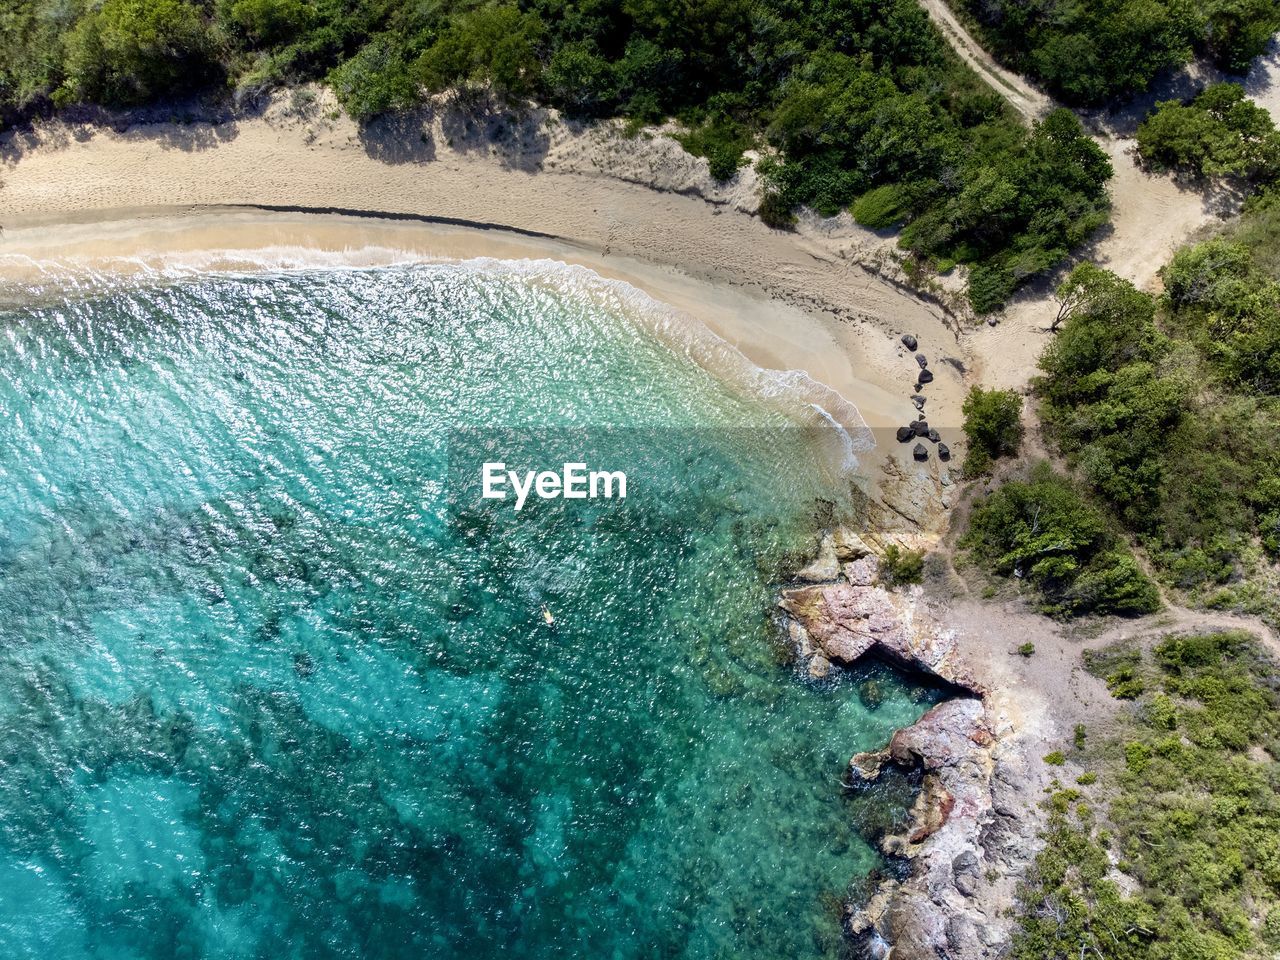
[0,261,939,959]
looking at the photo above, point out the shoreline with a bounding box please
[0,87,970,437]
[0,207,969,494]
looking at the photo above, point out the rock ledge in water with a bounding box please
[778,540,1021,960]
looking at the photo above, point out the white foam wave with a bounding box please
[0,244,875,477]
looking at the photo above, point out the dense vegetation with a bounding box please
[960,461,1161,618]
[960,385,1023,475]
[1137,83,1280,180]
[1033,191,1280,614]
[1014,632,1280,959]
[955,0,1280,105]
[0,0,1113,311]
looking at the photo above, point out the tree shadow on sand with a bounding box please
[357,109,437,165]
[1,96,248,167]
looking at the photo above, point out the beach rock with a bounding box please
[896,425,914,443]
[779,581,985,693]
[915,354,928,368]
[947,916,982,953]
[849,749,888,786]
[953,850,980,897]
[913,443,928,462]
[859,679,886,711]
[782,577,1019,960]
[831,527,872,561]
[795,534,840,582]
[938,443,951,462]
[844,697,1001,960]
[927,429,941,443]
[807,652,833,680]
[901,334,918,351]
[911,420,929,437]
[918,368,935,384]
[911,395,926,410]
[844,557,879,586]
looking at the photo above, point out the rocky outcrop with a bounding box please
[779,553,982,694]
[779,531,1034,959]
[843,697,1008,960]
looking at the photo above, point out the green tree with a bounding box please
[222,0,314,46]
[327,38,419,121]
[1163,237,1280,392]
[63,0,213,105]
[1137,83,1280,180]
[544,41,616,114]
[961,386,1023,476]
[417,5,546,100]
[962,462,1161,618]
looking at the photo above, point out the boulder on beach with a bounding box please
[896,426,914,443]
[913,443,928,462]
[901,334,918,351]
[927,429,941,443]
[915,354,928,369]
[912,420,930,437]
[918,369,934,384]
[938,443,951,461]
[911,395,926,409]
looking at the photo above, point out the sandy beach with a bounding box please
[0,91,983,496]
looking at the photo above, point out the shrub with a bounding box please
[1162,237,1280,393]
[544,42,617,115]
[851,184,909,229]
[327,39,419,121]
[1105,666,1146,699]
[1074,724,1087,749]
[961,463,1161,618]
[756,191,796,231]
[879,545,924,587]
[416,5,546,100]
[961,386,1023,476]
[1016,642,1035,657]
[1076,771,1097,785]
[676,107,754,182]
[223,0,313,46]
[966,260,1017,315]
[1016,632,1280,960]
[1037,249,1280,617]
[1044,750,1066,766]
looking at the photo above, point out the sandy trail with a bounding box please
[917,1,1280,394]
[916,0,1052,122]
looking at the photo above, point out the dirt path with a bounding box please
[917,0,1052,122]
[918,3,1280,400]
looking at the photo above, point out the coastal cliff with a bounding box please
[780,532,1043,959]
